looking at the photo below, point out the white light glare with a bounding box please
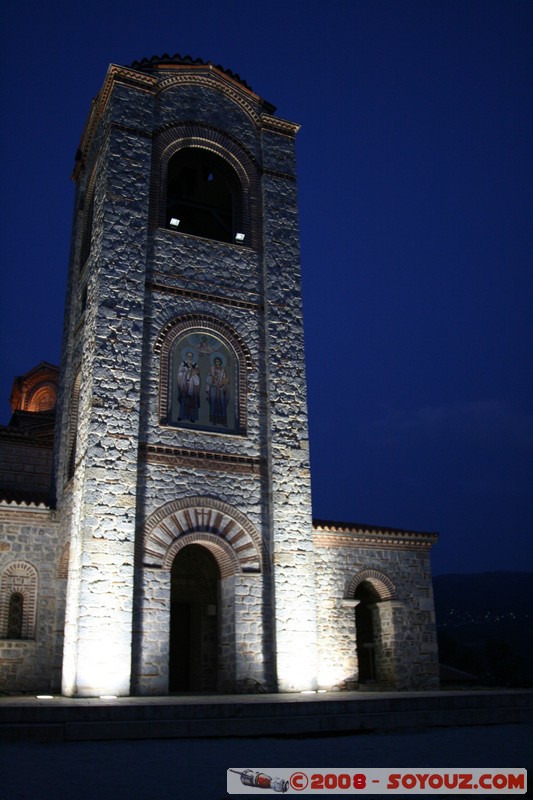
[99,695,118,700]
[169,218,180,228]
[36,695,54,699]
[235,232,245,241]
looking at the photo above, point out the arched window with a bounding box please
[7,593,24,639]
[169,330,238,433]
[165,149,242,243]
[27,385,57,412]
[1,561,38,639]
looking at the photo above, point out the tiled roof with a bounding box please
[0,488,51,508]
[313,518,438,538]
[0,411,55,446]
[128,53,253,91]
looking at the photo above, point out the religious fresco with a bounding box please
[169,332,237,432]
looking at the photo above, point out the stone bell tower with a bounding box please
[54,55,317,696]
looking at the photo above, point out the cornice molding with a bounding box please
[260,114,300,138]
[313,525,438,551]
[140,443,263,475]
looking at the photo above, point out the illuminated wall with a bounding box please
[53,57,318,696]
[1,57,439,696]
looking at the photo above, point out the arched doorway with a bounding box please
[354,582,380,684]
[169,544,220,692]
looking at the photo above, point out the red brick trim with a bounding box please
[146,280,262,312]
[140,443,263,475]
[345,569,397,602]
[141,496,264,575]
[156,74,262,126]
[0,561,38,639]
[154,313,253,434]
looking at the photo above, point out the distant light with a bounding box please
[300,690,316,694]
[169,218,180,228]
[235,232,245,242]
[317,689,327,693]
[36,695,54,699]
[99,695,118,700]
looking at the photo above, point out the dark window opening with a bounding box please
[7,592,24,639]
[355,582,380,683]
[166,149,241,244]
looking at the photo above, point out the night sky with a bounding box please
[0,0,531,576]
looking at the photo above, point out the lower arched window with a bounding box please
[7,593,24,639]
[1,561,38,639]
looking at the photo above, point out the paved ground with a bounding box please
[1,722,530,799]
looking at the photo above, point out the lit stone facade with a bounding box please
[0,57,439,695]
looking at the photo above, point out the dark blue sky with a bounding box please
[0,0,531,575]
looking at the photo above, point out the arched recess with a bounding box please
[345,569,398,686]
[154,314,253,435]
[0,561,38,639]
[141,496,264,575]
[345,569,397,602]
[135,497,265,694]
[149,124,261,248]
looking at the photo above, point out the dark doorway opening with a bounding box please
[355,582,380,683]
[169,544,219,692]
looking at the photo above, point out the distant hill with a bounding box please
[432,572,533,687]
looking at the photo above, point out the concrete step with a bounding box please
[1,689,532,742]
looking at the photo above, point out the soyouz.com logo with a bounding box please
[227,767,527,794]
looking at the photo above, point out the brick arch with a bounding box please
[155,314,253,434]
[345,569,397,602]
[58,543,70,579]
[67,369,81,481]
[164,532,240,579]
[10,363,59,413]
[141,496,263,576]
[26,384,57,412]
[149,123,261,247]
[156,74,262,127]
[0,560,38,639]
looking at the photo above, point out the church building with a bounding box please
[0,55,439,696]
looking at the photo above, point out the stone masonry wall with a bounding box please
[313,538,439,690]
[131,71,313,693]
[260,122,317,691]
[58,74,155,697]
[0,507,64,692]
